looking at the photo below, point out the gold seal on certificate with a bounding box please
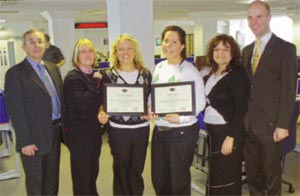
[104,84,147,115]
[151,81,195,116]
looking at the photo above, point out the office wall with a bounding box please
[74,28,109,61]
[0,14,298,86]
[293,19,300,56]
[153,20,194,58]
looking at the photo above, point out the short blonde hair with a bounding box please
[72,38,98,68]
[109,33,145,72]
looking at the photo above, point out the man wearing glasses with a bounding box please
[4,29,63,195]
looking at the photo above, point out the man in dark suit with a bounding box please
[4,29,63,195]
[242,1,297,195]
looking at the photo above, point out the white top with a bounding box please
[152,60,206,127]
[203,74,227,125]
[199,66,211,78]
[109,69,150,129]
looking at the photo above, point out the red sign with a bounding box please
[75,22,108,29]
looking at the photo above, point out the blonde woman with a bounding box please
[98,34,152,196]
[63,38,103,195]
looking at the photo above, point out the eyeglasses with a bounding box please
[24,39,45,46]
[213,48,231,53]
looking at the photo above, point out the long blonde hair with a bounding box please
[109,34,145,72]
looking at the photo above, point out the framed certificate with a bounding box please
[151,81,195,116]
[104,84,147,115]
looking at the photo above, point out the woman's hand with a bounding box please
[141,107,157,121]
[93,71,102,79]
[21,144,38,156]
[221,136,234,156]
[98,109,109,124]
[162,114,180,124]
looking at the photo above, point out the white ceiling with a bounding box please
[0,0,299,23]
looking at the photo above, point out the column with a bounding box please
[41,11,77,77]
[106,0,154,70]
[190,12,219,56]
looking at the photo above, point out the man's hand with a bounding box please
[273,127,289,142]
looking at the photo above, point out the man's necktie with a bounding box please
[37,64,61,118]
[252,39,261,74]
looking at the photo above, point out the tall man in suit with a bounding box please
[5,29,63,195]
[242,1,297,195]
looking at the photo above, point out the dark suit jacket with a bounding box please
[4,58,63,154]
[63,69,102,127]
[242,34,297,136]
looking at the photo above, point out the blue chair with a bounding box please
[197,112,206,130]
[0,89,9,123]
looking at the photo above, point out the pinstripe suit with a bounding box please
[242,34,297,195]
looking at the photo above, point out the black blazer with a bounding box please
[204,67,250,137]
[242,34,297,135]
[4,58,63,154]
[63,69,102,128]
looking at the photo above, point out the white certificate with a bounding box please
[104,84,146,115]
[151,82,195,116]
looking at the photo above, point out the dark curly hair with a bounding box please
[206,34,242,74]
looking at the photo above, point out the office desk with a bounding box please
[0,123,21,180]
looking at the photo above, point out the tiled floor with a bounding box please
[0,129,299,196]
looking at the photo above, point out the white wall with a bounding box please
[292,17,300,56]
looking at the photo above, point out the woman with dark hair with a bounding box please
[151,25,206,195]
[203,34,250,195]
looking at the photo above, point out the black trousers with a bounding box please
[243,128,282,196]
[206,124,244,196]
[65,120,102,196]
[20,123,61,196]
[108,125,150,196]
[151,123,199,196]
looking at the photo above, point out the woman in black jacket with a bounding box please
[203,34,250,195]
[63,38,102,195]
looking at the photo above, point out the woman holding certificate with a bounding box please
[151,25,206,195]
[203,34,250,195]
[63,38,103,195]
[97,34,152,196]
